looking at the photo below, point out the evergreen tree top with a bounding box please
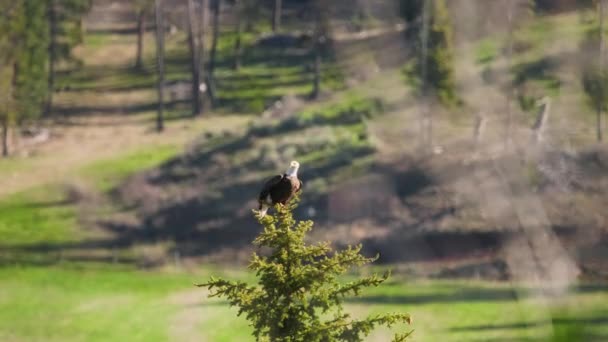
[198,196,412,342]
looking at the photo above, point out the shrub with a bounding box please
[198,197,412,341]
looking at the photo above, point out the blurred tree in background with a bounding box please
[0,1,21,156]
[401,0,458,107]
[47,0,92,115]
[0,0,49,156]
[133,0,154,69]
[13,1,50,123]
[199,198,412,342]
[0,0,90,156]
[581,0,607,142]
[311,0,331,100]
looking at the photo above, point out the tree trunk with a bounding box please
[136,10,146,69]
[198,0,209,114]
[505,0,515,148]
[311,46,321,99]
[45,0,57,117]
[598,0,605,142]
[233,0,243,70]
[420,0,431,149]
[154,0,165,132]
[310,0,327,100]
[207,0,221,106]
[1,115,8,157]
[272,0,282,32]
[187,0,201,115]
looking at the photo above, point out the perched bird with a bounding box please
[257,161,303,216]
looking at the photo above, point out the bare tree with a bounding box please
[1,116,7,157]
[532,97,551,144]
[46,0,58,117]
[154,0,165,132]
[187,0,201,115]
[135,9,146,69]
[135,0,153,69]
[311,0,330,100]
[272,0,282,32]
[233,0,243,70]
[598,0,605,142]
[207,0,221,106]
[420,0,430,149]
[198,0,209,113]
[0,62,17,157]
[504,0,516,148]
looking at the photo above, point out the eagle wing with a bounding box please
[259,175,283,201]
[296,179,303,192]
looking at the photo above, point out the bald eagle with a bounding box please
[257,161,302,216]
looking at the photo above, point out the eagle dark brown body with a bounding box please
[257,161,302,216]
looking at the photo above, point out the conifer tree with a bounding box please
[402,0,458,107]
[13,1,50,122]
[46,0,92,115]
[581,0,607,142]
[198,197,412,342]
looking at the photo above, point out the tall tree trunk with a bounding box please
[233,0,243,70]
[1,115,8,157]
[136,10,146,69]
[310,0,328,100]
[272,0,282,32]
[154,0,165,132]
[2,61,18,157]
[198,0,209,114]
[598,0,605,142]
[207,0,221,107]
[187,0,201,115]
[420,0,430,149]
[45,0,57,117]
[420,0,433,150]
[505,0,515,148]
[311,46,320,99]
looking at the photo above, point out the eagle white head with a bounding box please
[286,160,300,177]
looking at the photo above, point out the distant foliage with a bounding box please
[252,97,383,137]
[12,1,50,120]
[198,197,412,342]
[0,0,90,122]
[582,67,608,112]
[402,0,459,107]
[580,4,608,114]
[51,0,92,66]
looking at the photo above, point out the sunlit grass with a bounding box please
[0,265,199,342]
[0,266,605,342]
[0,186,78,245]
[80,144,180,192]
[0,142,183,248]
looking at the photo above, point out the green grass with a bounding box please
[0,186,78,245]
[475,39,499,65]
[0,265,200,342]
[80,144,180,192]
[0,143,182,250]
[0,265,606,342]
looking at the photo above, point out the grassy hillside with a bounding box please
[0,1,607,341]
[2,3,608,274]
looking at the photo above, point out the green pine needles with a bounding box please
[197,196,412,341]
